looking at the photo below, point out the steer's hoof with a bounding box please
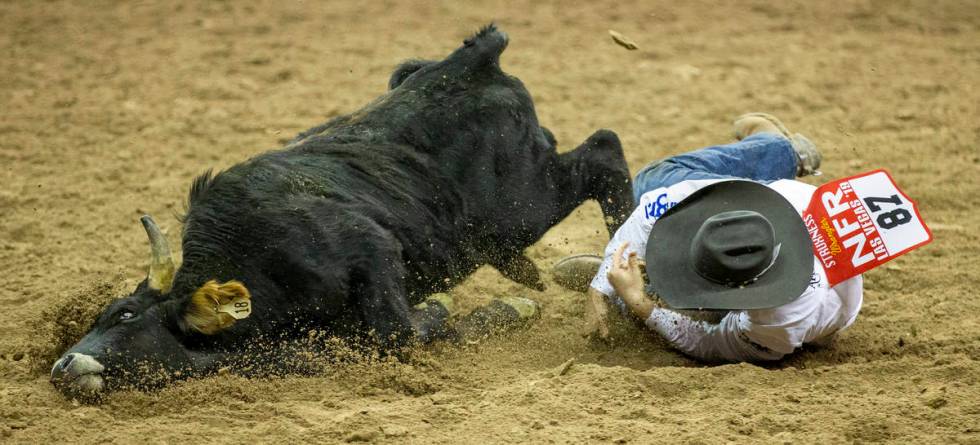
[552,254,603,292]
[419,292,457,317]
[455,296,540,342]
[496,296,540,321]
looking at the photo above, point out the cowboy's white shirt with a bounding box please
[589,179,864,362]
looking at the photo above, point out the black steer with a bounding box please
[51,25,633,399]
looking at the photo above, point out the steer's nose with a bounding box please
[51,352,105,378]
[51,353,107,400]
[58,353,77,371]
[51,356,68,381]
[51,352,104,378]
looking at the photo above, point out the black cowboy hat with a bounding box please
[645,180,813,310]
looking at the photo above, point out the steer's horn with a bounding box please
[140,215,176,293]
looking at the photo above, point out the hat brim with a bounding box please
[645,180,813,310]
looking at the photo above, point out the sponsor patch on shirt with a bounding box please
[644,193,677,220]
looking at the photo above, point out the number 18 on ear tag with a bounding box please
[802,169,932,286]
[217,296,251,320]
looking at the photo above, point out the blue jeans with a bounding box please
[632,133,798,202]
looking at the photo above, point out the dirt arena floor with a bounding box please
[1,0,978,443]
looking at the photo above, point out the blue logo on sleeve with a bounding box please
[644,193,676,219]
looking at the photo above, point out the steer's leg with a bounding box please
[349,251,415,347]
[487,130,631,291]
[489,251,545,291]
[353,255,455,346]
[548,129,634,236]
[352,252,454,346]
[347,222,453,347]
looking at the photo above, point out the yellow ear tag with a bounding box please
[217,295,251,320]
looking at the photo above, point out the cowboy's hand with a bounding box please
[607,242,645,299]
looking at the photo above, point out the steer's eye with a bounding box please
[119,311,135,321]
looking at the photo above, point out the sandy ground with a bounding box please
[1,0,979,443]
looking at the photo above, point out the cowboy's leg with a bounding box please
[632,133,797,202]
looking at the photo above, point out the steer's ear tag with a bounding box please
[217,293,251,320]
[186,280,252,335]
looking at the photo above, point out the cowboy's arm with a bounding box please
[644,310,785,362]
[589,202,653,299]
[606,249,781,362]
[611,275,656,319]
[586,194,660,337]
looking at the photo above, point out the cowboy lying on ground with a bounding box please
[555,113,863,362]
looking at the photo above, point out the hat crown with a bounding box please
[690,210,776,286]
[646,180,814,310]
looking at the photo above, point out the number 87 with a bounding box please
[864,194,912,230]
